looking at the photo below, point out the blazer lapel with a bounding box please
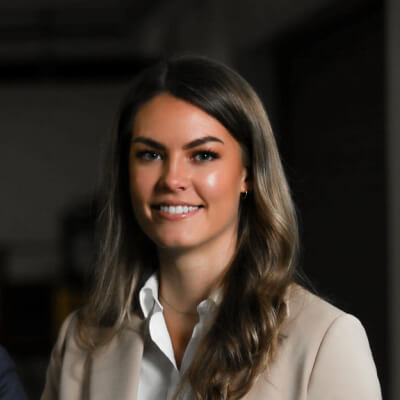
[239,287,298,400]
[89,316,146,400]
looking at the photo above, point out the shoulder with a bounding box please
[49,311,80,360]
[41,311,146,400]
[41,311,124,399]
[283,284,346,336]
[51,310,146,355]
[282,284,372,361]
[0,345,15,374]
[0,346,28,400]
[49,310,149,365]
[276,285,382,399]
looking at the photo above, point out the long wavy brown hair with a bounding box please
[78,55,299,399]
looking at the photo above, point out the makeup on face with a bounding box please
[129,93,248,251]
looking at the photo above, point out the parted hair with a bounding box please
[78,55,299,399]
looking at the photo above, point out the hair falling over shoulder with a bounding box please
[77,55,299,400]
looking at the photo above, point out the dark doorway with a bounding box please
[277,2,386,395]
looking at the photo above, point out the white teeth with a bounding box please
[160,205,199,214]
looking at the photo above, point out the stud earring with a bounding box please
[241,191,248,199]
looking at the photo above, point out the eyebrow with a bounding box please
[132,137,165,150]
[131,135,224,150]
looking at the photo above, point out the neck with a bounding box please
[158,235,237,313]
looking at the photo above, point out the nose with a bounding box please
[157,155,190,192]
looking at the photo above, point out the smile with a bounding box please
[160,205,200,214]
[151,204,204,219]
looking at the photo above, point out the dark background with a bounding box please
[0,0,392,398]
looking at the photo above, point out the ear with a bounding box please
[240,167,252,194]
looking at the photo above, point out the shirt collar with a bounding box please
[138,273,219,319]
[139,274,163,318]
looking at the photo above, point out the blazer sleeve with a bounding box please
[0,346,28,400]
[41,312,77,400]
[307,313,382,400]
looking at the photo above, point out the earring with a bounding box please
[241,191,248,199]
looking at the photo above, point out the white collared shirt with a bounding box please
[137,274,217,400]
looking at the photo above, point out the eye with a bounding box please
[136,150,163,161]
[192,150,220,162]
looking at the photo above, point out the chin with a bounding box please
[152,234,198,250]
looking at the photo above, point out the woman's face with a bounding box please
[129,93,248,251]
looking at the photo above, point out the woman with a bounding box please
[42,56,381,399]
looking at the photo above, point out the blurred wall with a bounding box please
[0,82,125,281]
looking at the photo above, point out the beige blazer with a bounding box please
[41,286,382,399]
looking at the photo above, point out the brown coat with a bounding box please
[41,286,382,399]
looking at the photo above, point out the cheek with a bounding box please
[199,166,243,201]
[202,171,218,189]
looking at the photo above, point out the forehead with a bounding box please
[132,93,236,145]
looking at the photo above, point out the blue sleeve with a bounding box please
[0,346,29,400]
